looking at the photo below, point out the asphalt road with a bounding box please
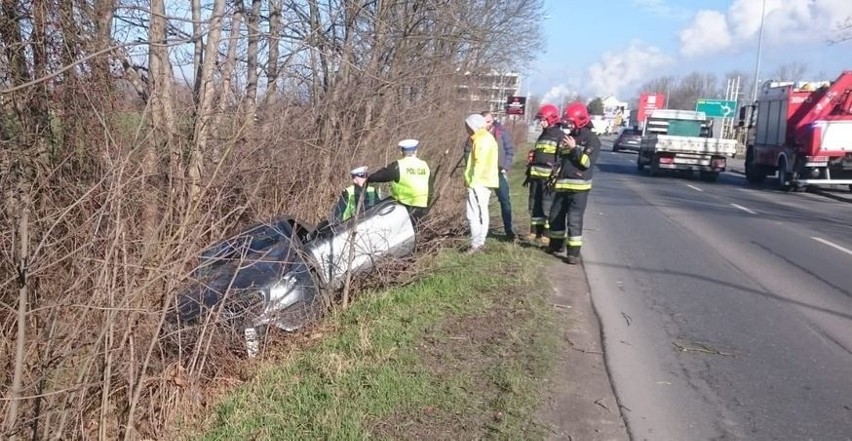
[583,139,852,441]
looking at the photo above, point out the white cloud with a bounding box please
[586,40,674,98]
[679,0,852,57]
[541,84,578,105]
[679,10,731,57]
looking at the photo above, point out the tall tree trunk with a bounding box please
[191,0,203,108]
[263,0,282,106]
[188,0,226,205]
[146,0,176,237]
[211,0,244,162]
[242,0,261,128]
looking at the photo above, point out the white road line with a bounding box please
[730,203,757,215]
[812,237,852,257]
[686,184,704,192]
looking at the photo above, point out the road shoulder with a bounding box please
[537,259,629,441]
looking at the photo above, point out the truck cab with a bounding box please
[636,109,737,181]
[743,72,852,190]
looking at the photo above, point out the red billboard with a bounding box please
[636,93,665,123]
[505,96,527,116]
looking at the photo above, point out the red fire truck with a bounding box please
[741,71,852,191]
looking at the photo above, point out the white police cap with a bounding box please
[350,166,368,177]
[398,139,420,151]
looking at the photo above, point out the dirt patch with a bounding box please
[537,260,629,441]
[371,285,544,440]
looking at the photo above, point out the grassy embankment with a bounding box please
[183,139,564,440]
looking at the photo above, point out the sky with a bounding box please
[526,0,852,104]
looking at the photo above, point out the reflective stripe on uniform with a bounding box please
[535,141,558,154]
[579,153,591,169]
[554,178,592,191]
[548,230,566,239]
[567,236,583,247]
[529,165,553,178]
[531,217,547,226]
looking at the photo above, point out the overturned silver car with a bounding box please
[171,199,416,354]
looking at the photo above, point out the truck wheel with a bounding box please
[649,163,660,177]
[777,157,791,191]
[744,148,766,184]
[699,171,719,182]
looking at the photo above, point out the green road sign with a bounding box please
[695,99,737,118]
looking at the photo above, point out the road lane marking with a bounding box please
[686,184,704,192]
[730,203,757,215]
[812,237,852,257]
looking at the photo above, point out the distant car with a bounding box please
[613,128,642,153]
[170,199,417,347]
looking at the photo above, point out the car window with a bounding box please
[194,220,295,277]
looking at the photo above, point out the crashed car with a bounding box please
[172,199,416,350]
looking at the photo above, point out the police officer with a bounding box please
[367,139,431,222]
[332,166,380,223]
[545,102,601,265]
[524,103,562,245]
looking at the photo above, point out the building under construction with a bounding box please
[457,70,521,117]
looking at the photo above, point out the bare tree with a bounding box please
[666,72,718,110]
[829,15,852,43]
[771,62,809,82]
[188,0,226,205]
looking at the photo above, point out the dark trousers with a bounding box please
[547,190,590,257]
[496,171,514,235]
[527,179,553,236]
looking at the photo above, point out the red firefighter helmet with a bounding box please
[563,102,591,129]
[536,103,561,126]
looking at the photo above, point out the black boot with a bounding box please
[564,247,580,265]
[545,238,565,255]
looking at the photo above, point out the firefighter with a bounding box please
[332,166,380,223]
[367,139,431,222]
[524,103,562,245]
[545,101,601,264]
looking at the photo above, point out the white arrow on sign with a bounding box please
[720,104,733,117]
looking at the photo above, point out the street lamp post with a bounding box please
[751,0,767,103]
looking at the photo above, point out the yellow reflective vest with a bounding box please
[464,128,499,188]
[341,185,379,221]
[391,156,430,208]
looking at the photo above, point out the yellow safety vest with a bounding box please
[464,128,499,188]
[391,156,430,208]
[341,185,378,221]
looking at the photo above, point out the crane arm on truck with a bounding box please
[791,71,852,144]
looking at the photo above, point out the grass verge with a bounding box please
[184,239,559,440]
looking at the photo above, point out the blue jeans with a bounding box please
[496,170,514,235]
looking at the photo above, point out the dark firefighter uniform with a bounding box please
[526,125,562,238]
[546,124,601,262]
